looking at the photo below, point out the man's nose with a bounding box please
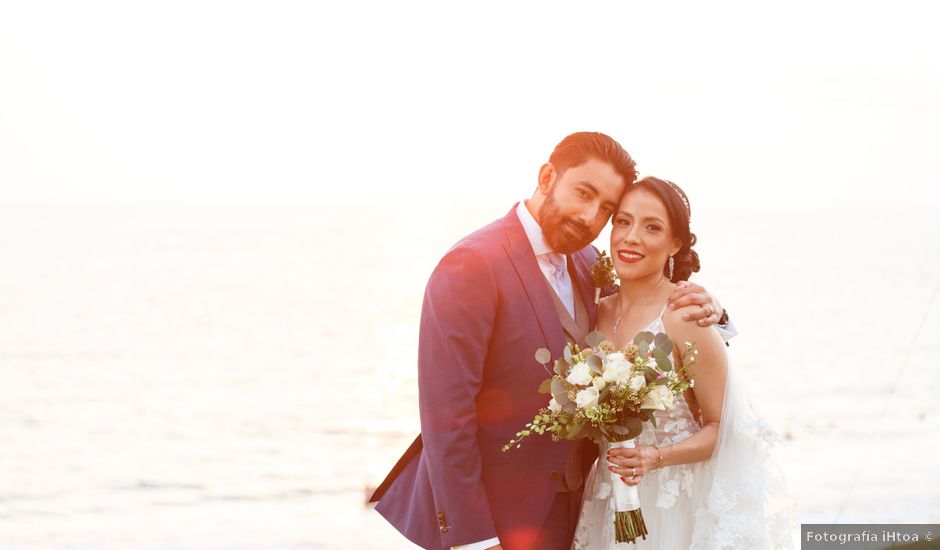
[578,203,601,225]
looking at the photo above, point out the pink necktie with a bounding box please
[547,253,574,318]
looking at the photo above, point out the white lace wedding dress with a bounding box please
[572,316,796,549]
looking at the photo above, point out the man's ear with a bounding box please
[537,163,557,195]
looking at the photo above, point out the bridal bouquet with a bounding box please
[503,330,696,544]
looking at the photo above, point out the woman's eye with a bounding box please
[616,218,630,226]
[647,224,661,232]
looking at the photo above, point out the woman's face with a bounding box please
[609,187,682,282]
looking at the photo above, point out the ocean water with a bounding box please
[0,201,938,549]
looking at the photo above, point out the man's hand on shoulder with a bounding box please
[666,281,723,327]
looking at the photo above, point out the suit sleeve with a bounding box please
[717,317,737,344]
[418,245,499,546]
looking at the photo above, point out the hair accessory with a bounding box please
[665,180,691,219]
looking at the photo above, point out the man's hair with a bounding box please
[548,132,638,184]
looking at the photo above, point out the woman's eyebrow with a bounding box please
[614,211,666,225]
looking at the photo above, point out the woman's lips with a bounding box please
[617,249,645,263]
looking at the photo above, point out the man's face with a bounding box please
[539,157,627,254]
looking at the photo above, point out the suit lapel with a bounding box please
[501,206,567,358]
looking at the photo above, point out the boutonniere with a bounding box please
[590,250,620,304]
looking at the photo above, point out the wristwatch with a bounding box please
[718,308,730,327]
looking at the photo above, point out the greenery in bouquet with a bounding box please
[503,330,697,452]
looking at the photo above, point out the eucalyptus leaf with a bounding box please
[653,333,673,355]
[535,348,552,365]
[585,330,604,348]
[633,331,654,346]
[538,378,553,394]
[586,354,603,374]
[652,348,673,372]
[551,380,569,404]
[563,345,574,365]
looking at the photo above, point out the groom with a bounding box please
[370,132,727,550]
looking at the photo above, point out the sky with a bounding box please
[1,1,938,207]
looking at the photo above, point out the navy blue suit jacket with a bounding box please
[371,205,602,549]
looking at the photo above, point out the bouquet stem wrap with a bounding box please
[608,439,648,544]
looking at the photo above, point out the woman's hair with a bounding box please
[626,176,700,282]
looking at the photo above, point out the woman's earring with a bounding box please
[668,256,675,281]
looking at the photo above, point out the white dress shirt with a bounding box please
[515,200,575,317]
[452,536,500,550]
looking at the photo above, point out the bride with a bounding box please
[572,177,795,549]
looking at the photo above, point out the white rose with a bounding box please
[548,397,561,413]
[628,374,646,392]
[566,362,593,386]
[606,358,630,372]
[602,362,631,386]
[641,385,675,410]
[575,387,600,410]
[592,376,606,391]
[606,351,626,364]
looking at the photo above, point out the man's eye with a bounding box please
[576,188,588,198]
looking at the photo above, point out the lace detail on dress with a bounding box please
[637,393,700,510]
[572,313,797,549]
[635,316,701,510]
[688,400,797,550]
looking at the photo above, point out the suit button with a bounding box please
[550,470,561,480]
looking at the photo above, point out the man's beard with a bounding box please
[538,192,594,254]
